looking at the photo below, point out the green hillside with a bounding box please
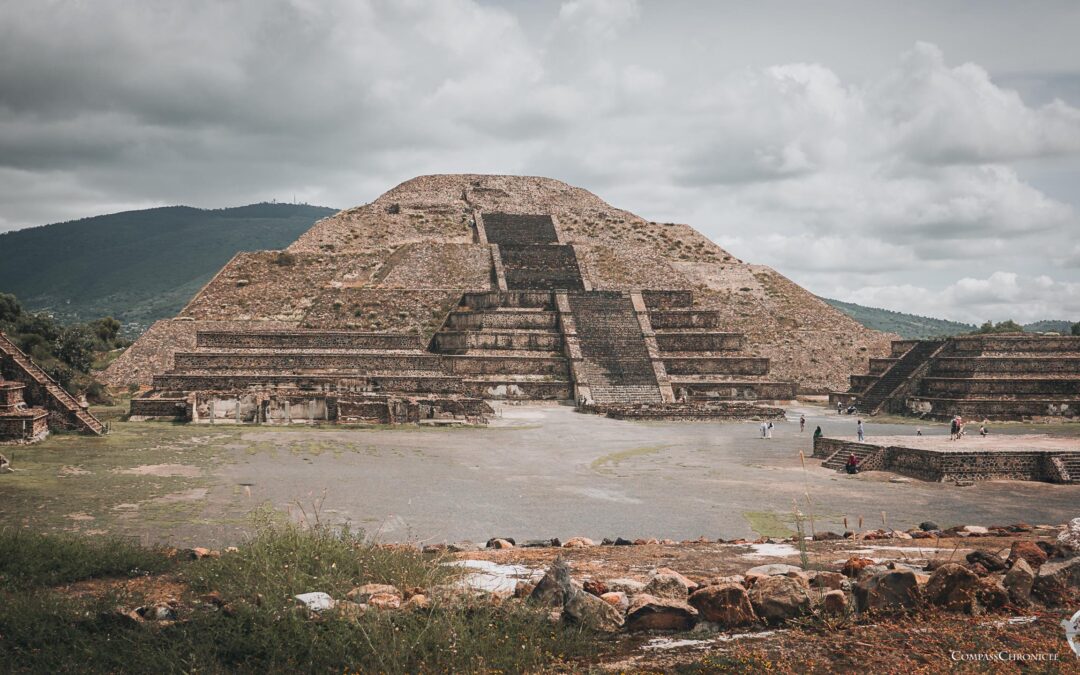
[0,203,336,335]
[822,298,1078,338]
[820,298,976,339]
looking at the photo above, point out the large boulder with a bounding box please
[530,559,578,607]
[644,572,694,601]
[1057,518,1080,553]
[688,583,757,627]
[854,569,921,614]
[625,594,699,631]
[1008,540,1048,570]
[748,575,811,624]
[563,586,624,633]
[1004,558,1035,605]
[1033,557,1080,606]
[924,563,980,612]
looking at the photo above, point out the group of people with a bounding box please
[950,415,989,440]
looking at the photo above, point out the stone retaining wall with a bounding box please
[129,398,191,420]
[655,332,743,352]
[663,357,770,376]
[813,436,1075,482]
[931,357,1080,375]
[196,331,421,350]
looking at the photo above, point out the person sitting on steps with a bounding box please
[846,453,860,474]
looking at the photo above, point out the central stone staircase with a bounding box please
[566,291,663,406]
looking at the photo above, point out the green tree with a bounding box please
[974,319,1024,335]
[56,326,95,372]
[1072,322,1080,336]
[0,292,21,324]
[90,317,121,346]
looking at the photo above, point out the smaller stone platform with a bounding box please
[590,401,786,421]
[813,434,1080,483]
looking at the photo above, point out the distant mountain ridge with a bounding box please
[0,203,337,334]
[821,297,1073,339]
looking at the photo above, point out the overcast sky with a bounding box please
[2,0,1079,323]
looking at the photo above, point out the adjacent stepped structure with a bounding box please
[831,335,1080,420]
[107,175,893,423]
[0,332,104,438]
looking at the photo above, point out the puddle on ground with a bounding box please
[446,559,544,593]
[739,543,800,559]
[645,630,780,651]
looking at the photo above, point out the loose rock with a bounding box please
[822,589,848,615]
[966,550,1006,572]
[854,569,921,614]
[347,584,401,603]
[1056,517,1080,553]
[1033,557,1080,606]
[600,591,629,613]
[1004,558,1034,605]
[562,537,595,548]
[1008,540,1048,570]
[688,583,757,626]
[924,563,981,613]
[625,593,699,631]
[748,575,811,623]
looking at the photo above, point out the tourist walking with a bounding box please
[766,421,773,439]
[916,426,923,436]
[856,419,865,442]
[799,415,806,432]
[760,421,768,438]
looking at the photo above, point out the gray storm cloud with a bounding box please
[1,0,1078,323]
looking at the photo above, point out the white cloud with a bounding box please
[557,0,640,41]
[847,272,1080,324]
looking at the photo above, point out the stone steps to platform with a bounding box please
[499,244,584,291]
[0,332,104,435]
[855,340,945,414]
[822,445,884,472]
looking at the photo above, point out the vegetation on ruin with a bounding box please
[0,203,336,334]
[972,319,1026,334]
[0,292,128,401]
[0,520,599,674]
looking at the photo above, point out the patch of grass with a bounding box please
[590,444,666,472]
[743,510,796,539]
[0,519,600,673]
[0,529,175,588]
[185,508,446,604]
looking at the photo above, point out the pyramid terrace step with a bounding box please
[445,310,558,331]
[868,358,899,375]
[930,357,1080,376]
[433,330,563,353]
[153,372,464,394]
[196,331,422,350]
[462,378,570,400]
[655,332,744,352]
[906,396,1080,420]
[442,354,569,377]
[460,290,554,310]
[662,357,770,376]
[172,351,442,371]
[647,310,720,329]
[641,290,693,309]
[920,377,1080,397]
[670,379,797,400]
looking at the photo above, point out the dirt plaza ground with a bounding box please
[2,402,1078,547]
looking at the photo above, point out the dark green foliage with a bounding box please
[0,529,175,588]
[973,319,1024,334]
[1073,322,1080,336]
[0,203,336,335]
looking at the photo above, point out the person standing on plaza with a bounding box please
[856,419,865,442]
[799,415,806,432]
